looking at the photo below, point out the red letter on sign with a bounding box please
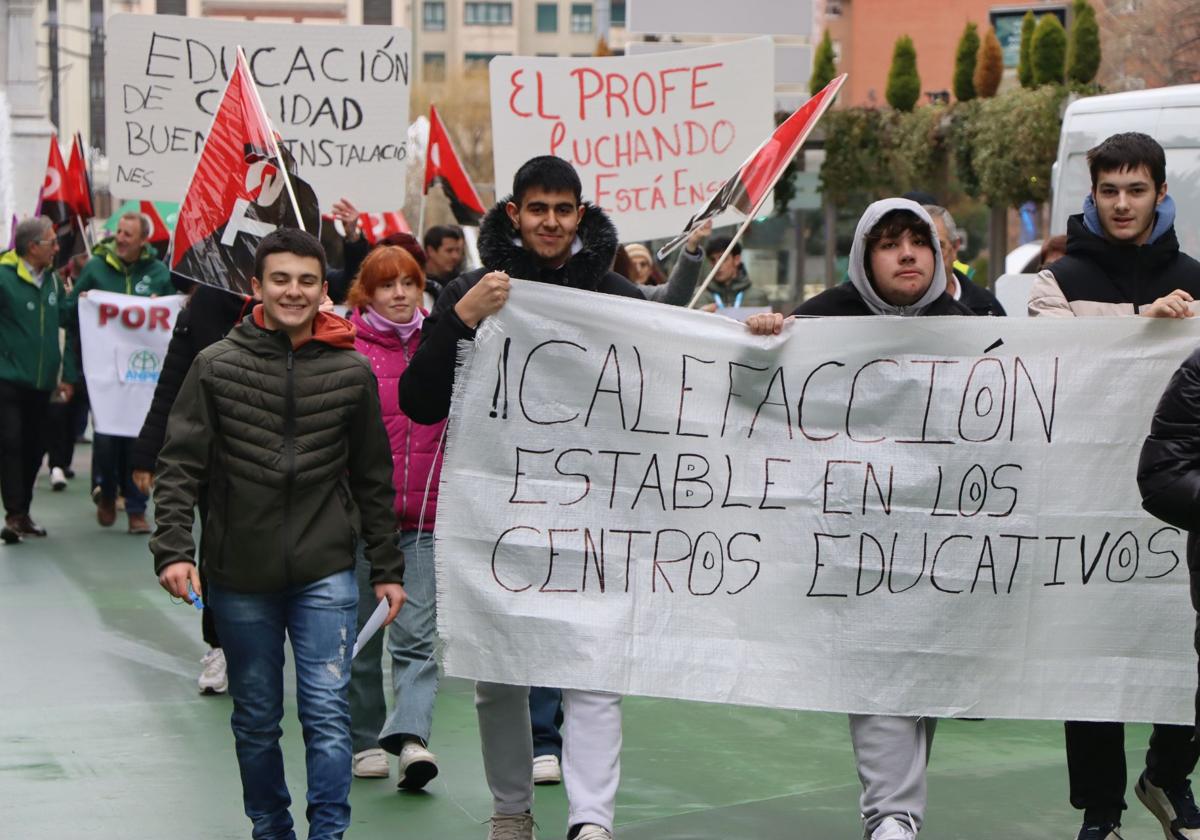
[148,307,171,331]
[122,307,147,329]
[98,303,119,326]
[509,69,532,117]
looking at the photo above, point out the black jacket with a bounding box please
[131,285,251,473]
[399,199,644,424]
[793,284,973,317]
[326,236,370,304]
[955,269,1007,316]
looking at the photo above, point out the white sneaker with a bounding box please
[871,816,917,840]
[573,826,613,840]
[532,753,561,785]
[50,467,67,491]
[487,812,535,840]
[352,748,390,778]
[397,739,438,790]
[197,648,228,694]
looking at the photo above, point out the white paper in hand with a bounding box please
[353,597,390,659]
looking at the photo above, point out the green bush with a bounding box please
[953,22,980,102]
[811,30,837,95]
[1067,0,1101,85]
[1032,14,1067,86]
[1018,11,1036,88]
[886,35,921,112]
[818,108,891,205]
[883,106,948,194]
[968,85,1068,205]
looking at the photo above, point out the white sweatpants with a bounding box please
[849,714,938,837]
[476,682,623,832]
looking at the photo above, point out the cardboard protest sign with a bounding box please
[489,40,774,241]
[78,292,184,437]
[436,280,1200,723]
[104,14,411,209]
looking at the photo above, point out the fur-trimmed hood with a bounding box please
[477,197,619,290]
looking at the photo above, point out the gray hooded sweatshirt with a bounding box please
[847,197,948,316]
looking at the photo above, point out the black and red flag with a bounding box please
[36,136,89,268]
[67,135,94,220]
[424,104,486,226]
[170,48,320,295]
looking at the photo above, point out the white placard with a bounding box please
[104,14,411,210]
[627,0,813,37]
[436,280,1200,723]
[489,40,775,241]
[78,292,184,438]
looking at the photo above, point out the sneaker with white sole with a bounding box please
[50,467,67,491]
[1076,821,1124,840]
[870,816,917,840]
[353,748,390,778]
[397,739,438,790]
[198,648,228,694]
[572,825,613,840]
[487,812,535,840]
[1137,771,1200,839]
[532,753,562,785]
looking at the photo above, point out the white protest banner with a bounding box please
[104,14,411,209]
[79,291,184,437]
[488,40,774,241]
[436,280,1200,724]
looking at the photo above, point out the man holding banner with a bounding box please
[400,156,642,840]
[748,198,973,840]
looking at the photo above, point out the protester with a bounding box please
[342,246,446,788]
[131,282,255,694]
[400,155,643,840]
[748,198,973,840]
[621,243,664,286]
[151,229,406,840]
[697,236,769,311]
[1028,131,1200,840]
[72,212,172,534]
[324,197,371,304]
[923,205,1006,316]
[0,217,76,544]
[423,224,466,296]
[530,687,565,785]
[1039,234,1068,269]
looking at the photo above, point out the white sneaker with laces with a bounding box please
[532,753,562,785]
[50,467,67,491]
[871,816,917,840]
[397,739,439,790]
[352,748,390,778]
[487,812,535,840]
[573,825,614,840]
[198,648,228,694]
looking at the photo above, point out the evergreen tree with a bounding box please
[1066,0,1101,84]
[974,27,1004,97]
[1018,10,1036,88]
[1031,14,1067,86]
[886,35,921,112]
[953,22,980,102]
[811,29,837,95]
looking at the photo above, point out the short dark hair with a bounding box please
[705,236,742,258]
[862,209,934,282]
[423,224,464,251]
[511,156,582,206]
[1087,132,1167,192]
[253,228,327,282]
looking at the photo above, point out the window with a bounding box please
[464,51,507,70]
[536,2,557,33]
[570,2,591,33]
[156,0,186,14]
[423,1,445,30]
[363,0,391,24]
[464,2,512,25]
[423,52,446,82]
[610,0,625,27]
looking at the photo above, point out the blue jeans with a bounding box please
[91,432,146,514]
[349,531,439,753]
[209,570,357,840]
[530,687,564,759]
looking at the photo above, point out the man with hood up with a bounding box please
[748,198,973,840]
[400,155,642,840]
[1029,132,1200,840]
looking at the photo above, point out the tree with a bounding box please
[1031,14,1067,86]
[810,29,837,95]
[1018,10,1036,88]
[886,35,921,112]
[1101,0,1200,88]
[974,26,1004,97]
[1066,0,1101,85]
[953,22,980,102]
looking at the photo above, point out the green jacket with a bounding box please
[150,311,404,593]
[0,250,78,389]
[73,240,172,298]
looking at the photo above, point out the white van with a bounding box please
[1050,84,1200,256]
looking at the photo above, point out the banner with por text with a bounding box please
[436,281,1200,723]
[79,292,184,437]
[488,40,775,242]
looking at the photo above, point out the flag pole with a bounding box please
[238,47,307,232]
[417,190,427,237]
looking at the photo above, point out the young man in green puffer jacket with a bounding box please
[0,217,78,544]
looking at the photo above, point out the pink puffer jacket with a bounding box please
[350,308,445,532]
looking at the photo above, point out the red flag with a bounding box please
[68,135,94,219]
[658,74,847,260]
[171,49,320,294]
[424,105,486,226]
[360,210,412,245]
[37,136,86,268]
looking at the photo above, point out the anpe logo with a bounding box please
[134,278,151,295]
[125,349,160,384]
[26,301,35,311]
[47,291,57,306]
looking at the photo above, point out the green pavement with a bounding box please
[0,447,1176,838]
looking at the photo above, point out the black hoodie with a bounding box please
[399,199,643,424]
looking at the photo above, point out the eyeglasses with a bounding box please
[35,238,56,246]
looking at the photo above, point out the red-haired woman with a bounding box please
[344,246,446,789]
